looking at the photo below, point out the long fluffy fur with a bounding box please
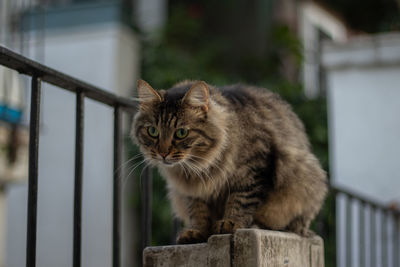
[132,80,327,244]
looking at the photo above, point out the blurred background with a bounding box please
[1,0,400,266]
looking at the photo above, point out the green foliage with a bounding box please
[133,1,334,265]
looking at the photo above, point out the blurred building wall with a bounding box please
[0,1,31,267]
[299,1,348,98]
[134,0,167,35]
[5,2,140,267]
[323,32,400,267]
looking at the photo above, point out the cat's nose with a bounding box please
[159,152,169,158]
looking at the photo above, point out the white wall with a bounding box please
[323,33,400,267]
[329,67,400,201]
[6,22,139,267]
[323,33,400,204]
[134,0,167,34]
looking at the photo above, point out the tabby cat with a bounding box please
[132,79,327,244]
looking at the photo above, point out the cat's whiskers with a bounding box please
[183,161,200,179]
[188,154,231,197]
[188,154,225,175]
[182,161,207,190]
[190,158,214,179]
[122,158,148,189]
[187,154,224,179]
[185,157,216,190]
[138,161,153,196]
[179,162,189,180]
[115,153,144,175]
[123,158,146,182]
[185,158,218,194]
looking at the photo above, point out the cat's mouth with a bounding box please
[162,159,173,165]
[151,153,186,167]
[158,158,183,166]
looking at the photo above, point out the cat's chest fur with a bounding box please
[159,162,234,199]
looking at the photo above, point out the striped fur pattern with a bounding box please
[131,80,327,244]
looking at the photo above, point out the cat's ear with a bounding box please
[183,81,210,112]
[137,80,162,109]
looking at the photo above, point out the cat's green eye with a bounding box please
[175,128,188,139]
[147,126,159,137]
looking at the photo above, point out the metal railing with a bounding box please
[1,45,399,267]
[0,45,150,267]
[329,185,400,267]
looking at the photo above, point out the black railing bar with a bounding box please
[370,205,376,267]
[113,105,122,267]
[142,166,152,250]
[381,211,388,267]
[330,190,337,267]
[73,90,84,267]
[0,46,138,111]
[26,75,42,267]
[345,194,352,267]
[394,215,399,267]
[330,185,400,216]
[359,200,365,267]
[171,219,180,245]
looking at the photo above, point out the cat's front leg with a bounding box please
[214,191,262,234]
[176,197,211,244]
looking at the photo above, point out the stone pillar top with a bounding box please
[143,229,324,267]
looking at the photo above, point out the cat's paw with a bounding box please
[176,229,207,244]
[214,219,241,234]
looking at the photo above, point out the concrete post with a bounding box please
[143,229,324,267]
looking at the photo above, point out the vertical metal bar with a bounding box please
[73,91,84,267]
[346,195,352,267]
[336,192,341,267]
[370,206,376,267]
[26,75,41,267]
[142,166,152,250]
[394,215,399,267]
[171,219,180,245]
[359,201,365,267]
[332,191,337,267]
[113,106,122,267]
[382,210,388,267]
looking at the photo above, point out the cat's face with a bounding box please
[132,80,226,169]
